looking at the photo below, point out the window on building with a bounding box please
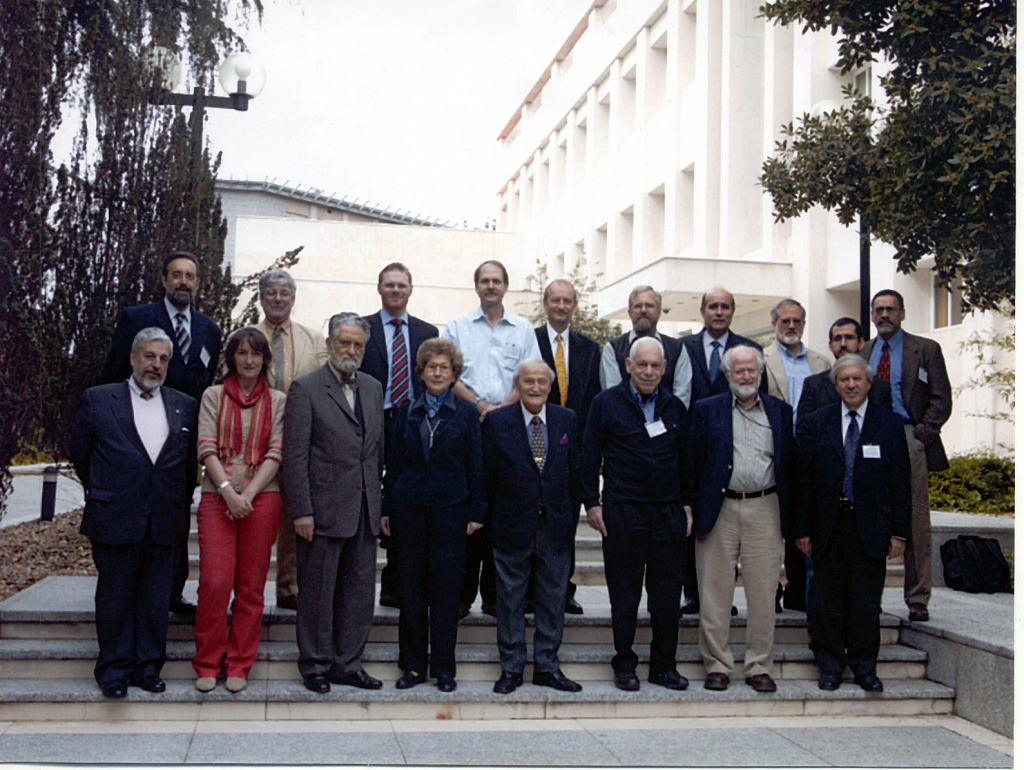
[934,275,964,328]
[854,66,872,97]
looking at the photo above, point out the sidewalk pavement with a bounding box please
[1,468,83,529]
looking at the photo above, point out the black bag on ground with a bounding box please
[940,535,1012,593]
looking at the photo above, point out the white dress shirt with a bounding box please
[127,377,169,464]
[841,398,869,440]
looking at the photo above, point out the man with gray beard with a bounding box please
[282,312,385,694]
[689,345,793,693]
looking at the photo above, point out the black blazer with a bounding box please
[535,327,601,444]
[383,390,486,524]
[689,391,793,539]
[796,369,893,426]
[101,301,221,402]
[70,382,197,547]
[793,402,911,559]
[683,331,766,407]
[482,403,579,553]
[360,311,439,401]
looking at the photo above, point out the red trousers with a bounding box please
[193,491,282,679]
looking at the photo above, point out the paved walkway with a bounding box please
[2,466,83,529]
[0,714,1010,765]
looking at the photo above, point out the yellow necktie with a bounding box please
[555,334,568,406]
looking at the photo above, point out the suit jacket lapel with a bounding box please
[111,382,153,465]
[688,336,711,386]
[369,314,388,372]
[155,301,183,363]
[567,331,586,405]
[766,348,787,399]
[153,391,183,466]
[189,314,207,366]
[515,412,542,473]
[322,365,359,425]
[828,405,845,460]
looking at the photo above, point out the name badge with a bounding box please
[862,444,881,459]
[918,367,929,384]
[200,347,211,367]
[646,419,667,438]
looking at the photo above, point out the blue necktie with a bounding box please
[709,340,722,382]
[843,411,860,501]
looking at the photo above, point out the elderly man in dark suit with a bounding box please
[690,344,792,693]
[360,262,439,610]
[793,355,911,691]
[283,312,385,694]
[680,287,765,614]
[532,278,601,615]
[483,358,583,695]
[862,290,952,622]
[72,327,197,698]
[101,251,222,616]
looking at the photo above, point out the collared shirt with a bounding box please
[264,318,294,391]
[547,322,570,374]
[628,380,658,424]
[165,296,191,350]
[442,306,541,404]
[842,398,869,441]
[127,377,169,464]
[380,307,414,409]
[703,329,731,370]
[599,330,693,406]
[776,340,814,416]
[425,388,448,418]
[328,360,358,408]
[729,394,776,493]
[521,402,548,454]
[869,329,908,419]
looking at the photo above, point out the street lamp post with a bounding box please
[147,49,266,248]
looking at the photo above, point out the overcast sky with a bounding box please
[197,0,567,227]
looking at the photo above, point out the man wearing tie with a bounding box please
[101,252,222,616]
[360,263,439,609]
[862,290,952,623]
[254,268,329,611]
[793,355,911,691]
[533,279,601,615]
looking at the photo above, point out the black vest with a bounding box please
[610,332,681,391]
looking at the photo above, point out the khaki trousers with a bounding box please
[697,493,782,678]
[903,425,932,607]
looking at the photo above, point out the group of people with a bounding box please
[70,251,951,700]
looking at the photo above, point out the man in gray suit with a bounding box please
[283,312,385,693]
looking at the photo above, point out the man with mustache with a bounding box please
[72,327,198,698]
[101,252,223,617]
[282,312,385,694]
[689,345,793,693]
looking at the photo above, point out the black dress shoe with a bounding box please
[854,673,884,692]
[379,593,401,610]
[745,673,777,693]
[613,671,640,691]
[303,674,330,693]
[330,669,383,689]
[731,605,738,616]
[395,671,426,689]
[101,682,128,699]
[130,676,166,693]
[680,597,700,614]
[524,602,536,614]
[276,595,298,611]
[169,598,196,616]
[481,602,498,617]
[908,603,930,622]
[459,602,471,619]
[818,671,842,691]
[493,671,524,694]
[648,670,689,690]
[704,672,729,691]
[436,675,457,692]
[565,597,584,615]
[533,669,582,692]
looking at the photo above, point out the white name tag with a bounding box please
[862,444,881,459]
[918,367,928,383]
[646,419,667,438]
[200,346,211,367]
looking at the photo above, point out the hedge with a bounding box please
[929,451,1015,515]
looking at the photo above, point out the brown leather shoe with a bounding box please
[704,672,729,691]
[908,603,930,622]
[745,673,777,693]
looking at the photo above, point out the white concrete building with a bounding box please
[494,0,1011,455]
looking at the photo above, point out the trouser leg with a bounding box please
[738,494,783,678]
[193,493,237,677]
[275,507,299,602]
[397,504,429,675]
[91,542,139,687]
[697,499,741,676]
[427,505,465,679]
[531,515,570,674]
[566,494,581,601]
[332,502,377,675]
[295,532,342,679]
[132,541,174,682]
[783,536,807,608]
[602,501,648,674]
[844,531,887,678]
[683,530,698,601]
[645,502,684,675]
[493,543,531,675]
[460,527,485,606]
[903,425,932,607]
[811,508,854,675]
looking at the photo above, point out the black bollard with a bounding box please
[41,465,58,522]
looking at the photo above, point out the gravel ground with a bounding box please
[0,508,94,602]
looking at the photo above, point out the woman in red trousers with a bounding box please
[193,327,285,693]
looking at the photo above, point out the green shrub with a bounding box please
[930,452,1015,515]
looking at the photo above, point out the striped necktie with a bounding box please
[389,319,410,407]
[175,312,190,361]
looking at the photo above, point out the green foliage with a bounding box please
[759,0,1016,313]
[929,451,1015,515]
[956,321,1015,423]
[521,260,623,349]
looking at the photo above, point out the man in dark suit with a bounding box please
[101,251,222,616]
[483,359,583,694]
[862,289,952,622]
[532,278,601,615]
[360,262,439,609]
[582,337,692,692]
[283,313,385,694]
[680,287,765,614]
[793,355,911,691]
[690,345,792,693]
[71,327,197,698]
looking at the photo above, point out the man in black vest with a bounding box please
[599,285,691,406]
[680,287,765,614]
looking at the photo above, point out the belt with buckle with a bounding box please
[724,485,777,500]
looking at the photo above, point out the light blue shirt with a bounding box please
[869,329,908,419]
[600,330,692,407]
[628,380,658,424]
[776,340,814,416]
[521,403,548,453]
[380,308,414,409]
[442,306,542,405]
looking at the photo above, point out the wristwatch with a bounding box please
[216,480,231,494]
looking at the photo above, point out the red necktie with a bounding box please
[876,341,891,381]
[389,319,410,407]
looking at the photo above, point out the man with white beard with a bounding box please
[688,345,794,693]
